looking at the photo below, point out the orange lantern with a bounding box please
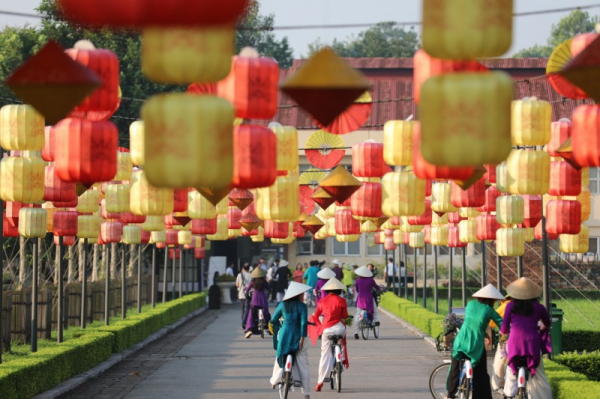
[572,105,600,167]
[352,140,386,178]
[477,185,500,213]
[475,213,499,241]
[546,200,581,235]
[351,182,382,219]
[44,165,77,203]
[53,210,78,236]
[534,220,559,240]
[522,195,542,228]
[227,206,242,230]
[448,226,467,248]
[548,119,571,157]
[407,199,432,226]
[192,218,217,235]
[232,125,277,189]
[335,208,360,235]
[549,161,581,197]
[450,179,485,208]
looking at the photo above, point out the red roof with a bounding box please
[272,57,590,129]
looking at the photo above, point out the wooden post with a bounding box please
[462,250,467,307]
[423,244,427,309]
[481,240,487,286]
[57,236,64,343]
[163,248,168,303]
[137,244,142,313]
[434,247,438,314]
[81,239,88,329]
[151,245,156,307]
[121,245,126,319]
[518,255,524,278]
[31,238,38,352]
[104,244,110,326]
[448,248,453,315]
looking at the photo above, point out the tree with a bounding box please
[307,22,419,58]
[513,10,599,57]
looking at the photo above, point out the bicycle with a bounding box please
[503,357,529,399]
[325,334,344,393]
[277,353,301,399]
[358,309,379,340]
[429,358,473,399]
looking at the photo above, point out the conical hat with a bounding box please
[317,267,335,279]
[472,284,505,301]
[355,265,373,278]
[283,282,312,301]
[251,267,267,278]
[321,277,346,291]
[506,277,542,300]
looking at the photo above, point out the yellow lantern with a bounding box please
[177,230,192,245]
[142,27,233,84]
[43,202,57,233]
[506,150,550,195]
[77,215,101,239]
[422,0,513,59]
[496,228,525,256]
[256,176,300,222]
[459,207,480,218]
[409,232,425,248]
[142,94,234,189]
[511,98,552,146]
[122,225,142,244]
[77,189,100,214]
[393,229,404,245]
[129,170,174,216]
[129,121,145,167]
[228,228,242,239]
[18,208,47,238]
[420,72,513,166]
[430,226,449,246]
[431,182,457,215]
[0,104,44,151]
[105,184,130,213]
[207,215,228,241]
[216,195,229,216]
[459,219,478,243]
[565,186,591,222]
[496,196,524,225]
[360,220,378,233]
[324,203,338,219]
[383,120,414,166]
[432,212,448,226]
[582,168,589,187]
[381,171,426,217]
[0,156,45,203]
[559,225,589,254]
[335,234,359,243]
[326,218,336,237]
[143,215,164,232]
[269,122,298,172]
[400,217,423,233]
[150,230,166,244]
[115,151,133,181]
[188,190,217,219]
[496,162,509,193]
[251,226,265,242]
[523,227,535,243]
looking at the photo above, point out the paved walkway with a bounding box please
[63,304,445,398]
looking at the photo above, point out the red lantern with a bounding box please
[407,199,432,226]
[549,161,581,197]
[194,247,206,259]
[475,213,500,241]
[141,230,151,244]
[484,164,497,184]
[548,119,572,157]
[217,56,279,120]
[42,126,55,162]
[335,208,360,235]
[100,221,122,243]
[522,195,542,228]
[447,211,466,225]
[546,200,581,235]
[384,236,397,251]
[54,199,78,208]
[173,189,188,212]
[534,220,559,240]
[155,242,166,249]
[374,232,384,245]
[3,212,19,237]
[477,186,501,213]
[424,225,432,244]
[294,222,306,238]
[55,235,76,246]
[192,218,217,235]
[169,248,181,260]
[450,179,485,208]
[232,125,277,188]
[121,212,146,225]
[54,118,118,186]
[5,202,23,227]
[264,220,289,239]
[350,182,382,218]
[352,141,386,178]
[228,206,242,229]
[448,226,467,248]
[44,165,77,203]
[573,105,600,167]
[53,211,78,236]
[166,229,178,246]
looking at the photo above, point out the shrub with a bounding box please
[379,292,444,338]
[554,351,600,382]
[546,359,600,398]
[562,330,600,352]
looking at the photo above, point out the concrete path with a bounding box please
[100,304,444,399]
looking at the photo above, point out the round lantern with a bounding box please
[382,171,426,217]
[77,215,100,239]
[565,187,591,222]
[42,126,55,162]
[549,161,581,197]
[194,247,206,259]
[546,200,581,235]
[522,195,543,228]
[101,221,123,243]
[351,182,382,219]
[101,199,120,220]
[115,150,132,181]
[76,189,100,214]
[142,94,233,189]
[105,184,130,213]
[130,170,174,216]
[383,120,414,166]
[43,165,77,203]
[122,225,142,244]
[548,119,571,157]
[478,185,501,213]
[217,56,279,120]
[272,224,295,244]
[476,213,500,241]
[227,206,242,229]
[206,215,228,241]
[165,229,178,246]
[430,226,449,246]
[496,196,524,225]
[450,179,485,208]
[431,182,457,215]
[523,227,535,243]
[192,218,217,235]
[431,212,448,226]
[53,210,78,236]
[409,232,425,248]
[0,156,45,203]
[335,208,360,235]
[256,176,299,222]
[384,236,397,251]
[352,140,386,178]
[447,211,466,225]
[459,219,478,243]
[572,105,600,167]
[177,230,192,246]
[269,122,299,172]
[407,199,432,226]
[172,189,187,213]
[55,236,76,246]
[54,118,118,186]
[448,226,467,248]
[232,125,277,189]
[250,226,265,242]
[264,220,289,239]
[188,190,217,219]
[150,230,166,244]
[393,229,407,245]
[143,215,164,232]
[511,98,552,146]
[506,150,550,195]
[169,248,181,260]
[496,162,508,193]
[496,228,525,257]
[129,121,145,167]
[560,225,589,254]
[18,208,47,238]
[0,104,44,151]
[121,212,146,225]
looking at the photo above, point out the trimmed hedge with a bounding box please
[563,330,600,352]
[380,292,445,338]
[554,351,600,382]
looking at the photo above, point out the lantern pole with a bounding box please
[481,240,487,286]
[151,244,156,308]
[104,244,110,326]
[518,255,524,278]
[179,248,183,298]
[184,249,189,296]
[542,216,551,310]
[137,244,142,313]
[403,244,408,300]
[462,249,467,307]
[57,236,64,343]
[0,197,3,363]
[171,248,176,300]
[413,249,417,303]
[121,244,126,319]
[397,245,402,297]
[81,238,88,329]
[200,258,205,292]
[448,248,453,315]
[384,249,389,292]
[31,238,38,352]
[433,246,438,314]
[163,247,168,303]
[422,244,427,309]
[496,255,502,292]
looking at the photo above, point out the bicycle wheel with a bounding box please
[429,363,450,399]
[330,370,335,390]
[361,320,370,340]
[373,324,379,339]
[336,362,342,393]
[458,376,471,399]
[516,387,526,399]
[279,371,290,399]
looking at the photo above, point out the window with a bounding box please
[332,236,361,256]
[366,239,384,256]
[589,237,599,255]
[438,246,450,255]
[296,236,326,256]
[589,168,600,193]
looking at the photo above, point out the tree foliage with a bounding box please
[307,22,419,58]
[513,10,599,58]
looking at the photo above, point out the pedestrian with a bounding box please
[245,267,272,339]
[331,259,343,281]
[342,264,355,304]
[236,263,252,330]
[303,260,320,306]
[366,262,379,278]
[314,267,335,307]
[383,257,397,290]
[208,271,221,310]
[269,282,313,399]
[501,278,552,399]
[258,257,267,271]
[267,259,279,302]
[352,266,381,339]
[293,263,305,283]
[446,284,504,399]
[303,262,309,271]
[274,259,292,303]
[490,295,512,393]
[309,278,349,392]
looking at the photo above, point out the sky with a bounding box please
[2,0,600,57]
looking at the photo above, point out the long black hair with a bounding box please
[512,298,535,316]
[253,277,265,291]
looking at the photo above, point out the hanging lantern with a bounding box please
[549,161,581,196]
[431,182,457,215]
[121,212,146,225]
[115,149,132,181]
[430,226,449,246]
[294,222,306,238]
[459,207,480,218]
[534,220,558,240]
[172,188,188,213]
[422,0,513,59]
[496,162,508,193]
[336,234,359,243]
[177,230,192,246]
[54,118,118,186]
[192,217,217,235]
[393,229,406,245]
[53,210,78,236]
[77,214,100,239]
[227,206,242,230]
[431,212,448,226]
[572,104,600,167]
[351,182,382,219]
[188,190,217,219]
[18,208,47,238]
[100,221,123,243]
[3,211,19,237]
[101,197,121,219]
[217,56,279,120]
[250,226,265,242]
[383,120,414,166]
[311,188,336,211]
[76,189,100,214]
[130,170,174,216]
[129,121,144,167]
[521,195,543,227]
[496,228,525,257]
[407,199,432,226]
[142,215,164,232]
[232,125,277,189]
[360,220,378,233]
[239,209,261,233]
[352,140,386,178]
[420,72,513,166]
[506,150,550,195]
[43,202,56,233]
[447,211,466,225]
[206,215,228,241]
[263,220,289,239]
[269,122,298,172]
[228,188,253,211]
[476,213,500,241]
[169,248,181,260]
[105,184,130,213]
[43,165,77,204]
[511,98,552,146]
[496,196,524,225]
[565,187,591,221]
[54,236,76,246]
[302,215,325,235]
[546,200,581,235]
[122,225,142,244]
[384,236,397,251]
[42,126,55,162]
[318,166,361,204]
[150,230,166,244]
[399,217,423,233]
[409,232,425,248]
[0,104,44,151]
[523,227,535,243]
[381,171,426,217]
[448,226,467,248]
[0,156,45,203]
[272,224,295,244]
[164,229,178,246]
[142,94,233,189]
[256,176,299,222]
[559,224,589,254]
[478,185,500,213]
[548,119,572,157]
[335,208,360,235]
[459,219,478,243]
[450,179,485,208]
[194,247,206,259]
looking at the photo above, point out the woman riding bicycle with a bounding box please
[244,267,272,339]
[352,265,381,340]
[501,278,552,399]
[314,267,335,307]
[309,278,349,392]
[269,282,313,399]
[446,284,504,399]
